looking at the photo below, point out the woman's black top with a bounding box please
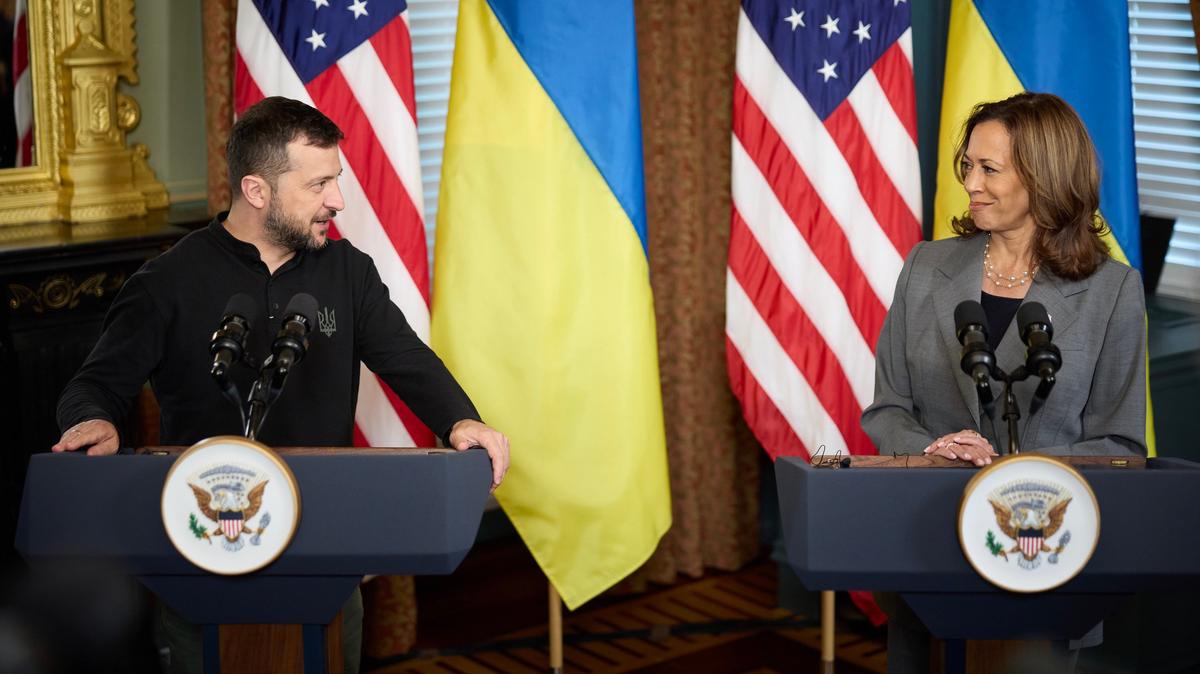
[980,291,1022,350]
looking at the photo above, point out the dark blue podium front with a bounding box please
[15,447,493,672]
[775,456,1200,641]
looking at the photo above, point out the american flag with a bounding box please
[13,0,31,167]
[235,0,434,448]
[727,0,922,462]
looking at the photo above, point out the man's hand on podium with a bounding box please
[921,429,997,466]
[51,419,119,456]
[448,419,510,491]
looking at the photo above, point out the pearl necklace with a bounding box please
[983,235,1036,289]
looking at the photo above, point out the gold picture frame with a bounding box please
[0,0,166,232]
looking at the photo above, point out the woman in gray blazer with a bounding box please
[862,92,1147,673]
[863,92,1147,466]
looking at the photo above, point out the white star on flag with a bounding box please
[784,8,805,30]
[305,29,327,51]
[348,0,369,19]
[821,15,840,38]
[853,20,871,43]
[817,59,838,82]
[311,0,329,8]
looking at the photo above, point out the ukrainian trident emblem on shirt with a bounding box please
[317,306,336,337]
[985,479,1073,570]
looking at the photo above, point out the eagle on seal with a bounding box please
[989,496,1071,561]
[189,481,269,552]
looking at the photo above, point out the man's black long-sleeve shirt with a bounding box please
[57,214,480,447]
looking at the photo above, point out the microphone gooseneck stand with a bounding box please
[244,358,285,441]
[243,325,311,440]
[994,367,1029,455]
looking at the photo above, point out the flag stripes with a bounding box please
[726,271,849,458]
[734,13,907,304]
[730,140,877,408]
[13,0,32,167]
[732,81,888,348]
[826,103,921,255]
[728,2,922,462]
[307,66,430,298]
[368,16,418,120]
[729,211,876,455]
[870,43,918,143]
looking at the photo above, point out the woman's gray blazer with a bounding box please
[861,234,1147,457]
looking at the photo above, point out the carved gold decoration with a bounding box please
[7,271,126,313]
[0,0,167,227]
[116,92,139,130]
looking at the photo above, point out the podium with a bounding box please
[15,446,493,674]
[775,455,1200,669]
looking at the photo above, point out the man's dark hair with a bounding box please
[226,97,343,200]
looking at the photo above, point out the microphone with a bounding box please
[954,300,996,418]
[269,293,318,377]
[1017,302,1061,379]
[1017,302,1061,415]
[210,293,257,383]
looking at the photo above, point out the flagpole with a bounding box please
[549,581,563,673]
[821,590,835,673]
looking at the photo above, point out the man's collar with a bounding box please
[209,211,309,273]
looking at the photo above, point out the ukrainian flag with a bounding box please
[430,0,671,609]
[933,0,1154,452]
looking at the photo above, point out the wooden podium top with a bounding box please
[808,453,1147,469]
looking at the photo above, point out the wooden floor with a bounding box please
[365,544,886,674]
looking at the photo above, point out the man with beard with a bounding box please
[51,97,509,674]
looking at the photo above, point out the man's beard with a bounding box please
[264,199,330,252]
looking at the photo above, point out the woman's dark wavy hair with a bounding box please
[226,96,343,200]
[951,92,1109,280]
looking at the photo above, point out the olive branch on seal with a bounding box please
[188,513,211,544]
[985,530,1006,560]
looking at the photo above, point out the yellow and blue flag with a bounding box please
[430,0,672,609]
[934,0,1154,452]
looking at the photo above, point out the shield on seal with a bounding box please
[1018,528,1044,559]
[219,510,244,540]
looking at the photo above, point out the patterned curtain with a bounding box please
[632,0,762,586]
[201,0,761,654]
[201,0,234,215]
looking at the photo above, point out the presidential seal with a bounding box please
[161,436,300,575]
[958,454,1099,593]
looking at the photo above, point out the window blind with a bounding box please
[1130,0,1200,299]
[408,0,459,266]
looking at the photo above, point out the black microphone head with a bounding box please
[1017,301,1053,340]
[283,293,319,332]
[954,300,988,344]
[221,293,258,327]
